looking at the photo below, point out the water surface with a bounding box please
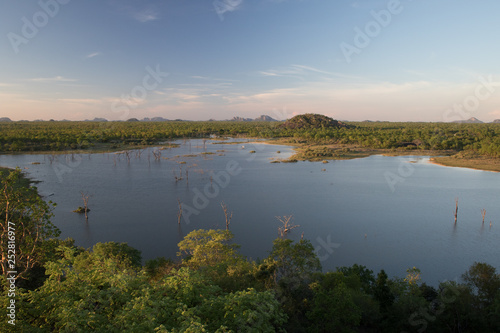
[1,139,498,285]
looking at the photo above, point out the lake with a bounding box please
[1,139,499,286]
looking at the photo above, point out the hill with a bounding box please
[254,115,277,122]
[453,117,483,124]
[280,113,349,130]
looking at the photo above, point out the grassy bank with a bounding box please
[264,139,500,172]
[430,156,500,172]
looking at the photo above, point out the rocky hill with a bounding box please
[279,113,349,130]
[452,117,483,124]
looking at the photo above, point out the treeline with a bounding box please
[1,169,500,332]
[1,120,500,158]
[0,121,279,152]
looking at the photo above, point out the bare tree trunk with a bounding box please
[481,209,486,224]
[221,201,233,231]
[177,199,183,225]
[454,198,458,224]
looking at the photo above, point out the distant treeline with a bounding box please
[1,121,500,157]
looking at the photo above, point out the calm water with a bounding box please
[1,139,499,286]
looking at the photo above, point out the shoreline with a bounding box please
[1,138,499,173]
[428,156,500,173]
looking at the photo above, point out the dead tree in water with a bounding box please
[220,201,233,231]
[174,165,183,182]
[124,150,131,164]
[481,209,486,224]
[454,198,459,224]
[152,149,161,161]
[276,215,300,238]
[177,199,183,225]
[80,191,92,220]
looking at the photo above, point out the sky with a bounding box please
[2,0,500,122]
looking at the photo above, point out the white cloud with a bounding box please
[85,52,101,59]
[25,76,77,83]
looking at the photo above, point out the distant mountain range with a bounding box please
[1,116,500,123]
[229,115,277,122]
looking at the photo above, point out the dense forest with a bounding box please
[1,118,500,158]
[1,168,500,332]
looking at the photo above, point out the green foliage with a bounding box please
[266,238,321,283]
[0,168,60,281]
[262,238,321,331]
[337,264,375,294]
[2,177,500,333]
[3,240,286,332]
[462,261,500,306]
[177,229,255,292]
[308,273,362,332]
[1,119,500,160]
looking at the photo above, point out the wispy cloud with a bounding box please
[86,52,101,59]
[133,8,159,22]
[190,75,238,82]
[25,76,77,83]
[0,83,19,87]
[214,0,243,18]
[113,3,160,23]
[259,64,366,81]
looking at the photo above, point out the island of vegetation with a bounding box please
[0,114,499,171]
[1,168,500,332]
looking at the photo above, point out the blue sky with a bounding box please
[2,0,500,121]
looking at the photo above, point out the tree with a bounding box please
[373,270,394,313]
[307,273,362,332]
[266,238,321,284]
[462,262,500,306]
[177,229,241,270]
[80,191,91,220]
[1,168,60,280]
[263,238,321,330]
[177,229,252,292]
